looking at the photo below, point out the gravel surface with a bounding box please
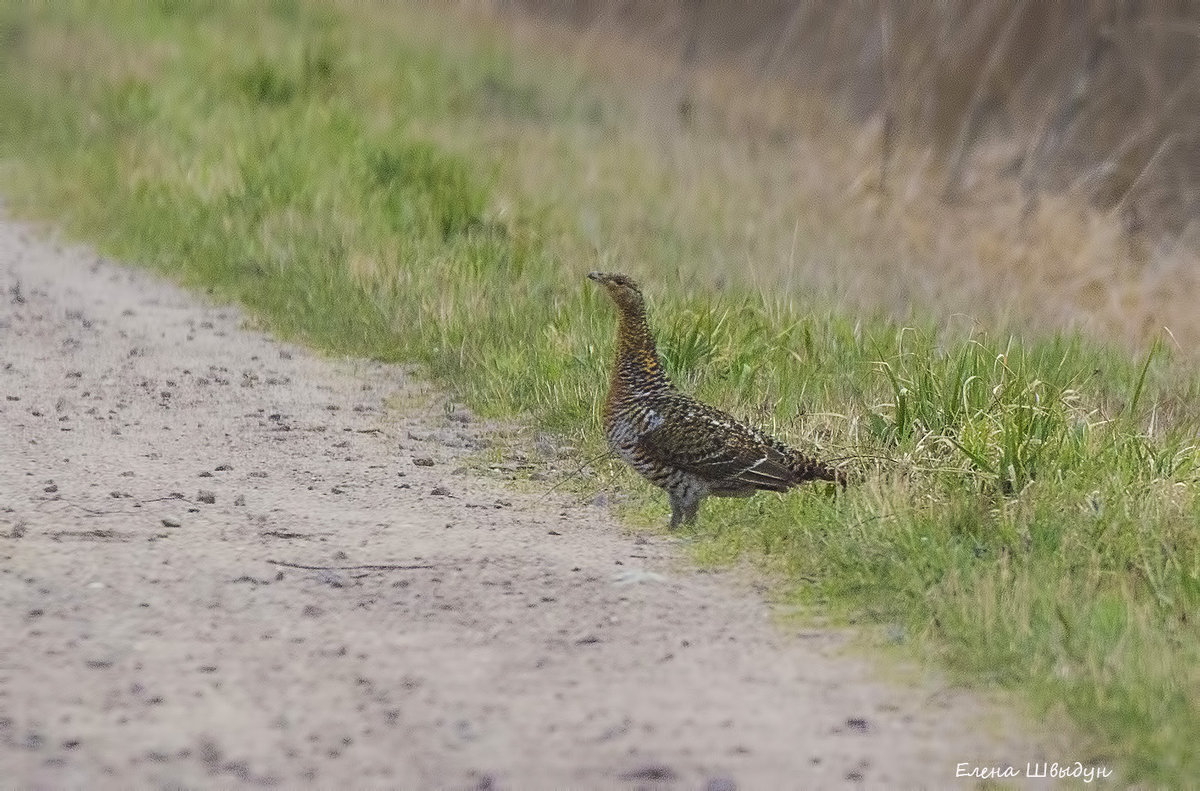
[0,218,1047,788]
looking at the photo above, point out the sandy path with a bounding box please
[0,218,1045,788]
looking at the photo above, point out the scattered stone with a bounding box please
[199,470,213,478]
[233,495,246,506]
[318,571,348,588]
[468,773,495,791]
[197,490,216,504]
[430,486,451,496]
[161,518,181,528]
[846,717,870,733]
[412,457,435,467]
[43,484,58,493]
[618,764,676,782]
[215,463,232,471]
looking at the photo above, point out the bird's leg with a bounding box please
[668,497,683,529]
[668,491,702,529]
[668,493,686,530]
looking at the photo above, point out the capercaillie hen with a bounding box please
[588,271,845,528]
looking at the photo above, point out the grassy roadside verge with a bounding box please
[1,2,1197,784]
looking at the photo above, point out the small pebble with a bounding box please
[619,764,676,781]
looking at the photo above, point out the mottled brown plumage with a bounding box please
[588,271,844,528]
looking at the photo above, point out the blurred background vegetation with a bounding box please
[517,0,1200,237]
[505,0,1200,351]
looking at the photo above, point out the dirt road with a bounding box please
[0,217,1044,788]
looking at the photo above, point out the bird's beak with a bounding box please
[587,271,604,283]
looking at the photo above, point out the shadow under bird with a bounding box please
[588,271,846,528]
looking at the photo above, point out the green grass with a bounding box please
[1,1,1198,785]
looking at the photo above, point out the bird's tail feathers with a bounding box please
[788,453,847,488]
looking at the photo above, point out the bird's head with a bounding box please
[587,271,647,315]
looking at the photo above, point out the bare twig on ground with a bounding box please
[266,559,436,571]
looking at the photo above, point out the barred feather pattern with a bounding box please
[588,271,844,528]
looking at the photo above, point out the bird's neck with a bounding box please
[610,307,673,400]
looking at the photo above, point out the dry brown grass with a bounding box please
[470,2,1200,354]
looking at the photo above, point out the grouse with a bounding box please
[588,271,844,528]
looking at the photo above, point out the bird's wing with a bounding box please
[636,399,801,492]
